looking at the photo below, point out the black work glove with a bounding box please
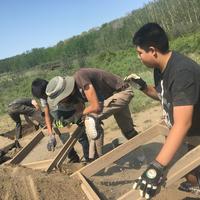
[133,160,165,199]
[124,73,147,91]
[47,135,57,151]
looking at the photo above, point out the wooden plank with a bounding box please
[166,144,200,186]
[56,126,84,168]
[0,142,16,154]
[46,125,82,172]
[117,145,200,200]
[81,184,95,200]
[9,130,44,164]
[77,172,101,200]
[117,190,141,200]
[22,159,53,170]
[72,122,167,178]
[0,136,15,150]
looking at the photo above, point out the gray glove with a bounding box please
[124,74,147,91]
[47,135,57,151]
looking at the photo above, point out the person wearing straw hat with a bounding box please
[46,68,138,160]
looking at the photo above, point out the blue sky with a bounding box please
[0,0,150,60]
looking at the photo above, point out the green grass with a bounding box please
[1,32,200,115]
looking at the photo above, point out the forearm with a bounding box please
[82,104,101,116]
[156,123,190,166]
[45,116,53,135]
[143,85,160,101]
[44,107,53,135]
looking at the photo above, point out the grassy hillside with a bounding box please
[0,0,199,74]
[1,32,200,115]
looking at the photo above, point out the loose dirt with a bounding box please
[0,105,199,200]
[0,165,86,200]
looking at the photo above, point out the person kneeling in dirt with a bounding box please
[45,68,138,161]
[124,22,200,198]
[7,98,45,144]
[31,78,89,163]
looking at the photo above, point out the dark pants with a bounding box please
[68,128,89,160]
[51,109,89,160]
[8,104,44,139]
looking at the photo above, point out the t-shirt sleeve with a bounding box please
[172,69,197,106]
[40,98,48,108]
[75,70,92,89]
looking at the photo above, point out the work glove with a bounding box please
[47,134,57,151]
[58,114,83,127]
[124,73,147,91]
[54,119,64,128]
[133,160,165,199]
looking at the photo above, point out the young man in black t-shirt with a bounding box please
[125,23,200,198]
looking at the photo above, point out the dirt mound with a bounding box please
[0,105,200,199]
[0,165,86,200]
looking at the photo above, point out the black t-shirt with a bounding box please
[154,51,200,136]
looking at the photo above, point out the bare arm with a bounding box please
[31,99,40,111]
[156,105,193,166]
[44,105,53,135]
[142,85,160,101]
[82,84,101,115]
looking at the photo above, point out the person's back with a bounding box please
[8,98,44,140]
[74,68,127,101]
[9,98,34,107]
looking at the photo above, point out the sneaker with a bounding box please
[178,181,200,195]
[15,140,22,149]
[34,124,40,131]
[81,157,92,164]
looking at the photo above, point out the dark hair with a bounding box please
[133,23,169,53]
[31,78,48,99]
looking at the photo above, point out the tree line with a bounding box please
[0,0,200,73]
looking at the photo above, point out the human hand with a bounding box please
[47,135,57,151]
[54,119,64,128]
[133,160,165,199]
[124,73,147,91]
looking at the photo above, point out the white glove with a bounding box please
[124,74,147,91]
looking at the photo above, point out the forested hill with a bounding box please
[0,0,200,73]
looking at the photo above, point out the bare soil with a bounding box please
[0,105,200,200]
[0,165,86,200]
